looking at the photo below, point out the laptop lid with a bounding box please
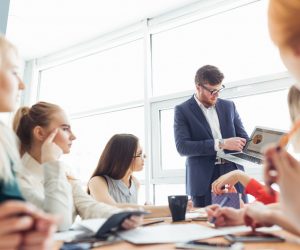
[243,126,286,157]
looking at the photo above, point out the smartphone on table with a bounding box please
[224,231,285,243]
[176,241,243,250]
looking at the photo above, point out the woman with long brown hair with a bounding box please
[88,134,192,218]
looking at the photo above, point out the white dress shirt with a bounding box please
[194,94,223,152]
[17,153,121,231]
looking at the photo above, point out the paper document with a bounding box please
[76,218,107,233]
[118,224,281,244]
[54,230,87,241]
[186,207,208,219]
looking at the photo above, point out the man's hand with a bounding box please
[223,137,246,151]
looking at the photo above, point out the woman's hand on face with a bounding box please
[41,129,63,163]
[121,215,143,230]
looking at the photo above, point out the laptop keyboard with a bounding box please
[234,153,263,165]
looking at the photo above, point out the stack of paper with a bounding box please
[118,224,281,244]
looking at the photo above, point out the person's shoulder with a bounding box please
[217,98,236,109]
[89,176,108,189]
[217,98,234,105]
[175,96,194,108]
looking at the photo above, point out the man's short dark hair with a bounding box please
[195,65,224,86]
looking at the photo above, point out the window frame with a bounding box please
[150,72,292,184]
[21,0,290,203]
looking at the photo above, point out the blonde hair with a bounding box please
[13,102,62,155]
[0,36,19,182]
[288,85,300,123]
[268,0,300,51]
[0,35,18,68]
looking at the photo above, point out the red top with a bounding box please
[245,178,278,204]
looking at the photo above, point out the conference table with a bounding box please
[55,217,300,250]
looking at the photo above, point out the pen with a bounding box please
[266,120,300,190]
[279,119,300,147]
[142,219,164,227]
[208,196,230,226]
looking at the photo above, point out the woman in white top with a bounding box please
[13,102,142,231]
[88,134,192,218]
[0,35,57,249]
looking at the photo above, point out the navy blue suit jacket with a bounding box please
[174,96,249,196]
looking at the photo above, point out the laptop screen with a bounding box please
[245,127,286,155]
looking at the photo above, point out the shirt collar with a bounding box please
[194,94,215,110]
[21,152,44,182]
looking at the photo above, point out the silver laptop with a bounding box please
[219,126,286,167]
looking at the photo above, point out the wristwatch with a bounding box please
[218,139,225,149]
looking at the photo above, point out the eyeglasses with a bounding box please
[133,153,146,159]
[200,84,225,96]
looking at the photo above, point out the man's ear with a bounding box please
[32,126,46,142]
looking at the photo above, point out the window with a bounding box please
[39,39,144,114]
[160,108,185,170]
[152,0,285,96]
[60,107,145,183]
[154,184,185,205]
[232,89,290,180]
[153,87,291,182]
[30,0,291,205]
[233,90,290,134]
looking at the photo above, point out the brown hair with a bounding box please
[288,85,300,123]
[87,134,139,194]
[13,101,62,154]
[195,65,224,86]
[268,0,300,51]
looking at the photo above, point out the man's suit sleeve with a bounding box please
[233,102,249,140]
[174,105,216,157]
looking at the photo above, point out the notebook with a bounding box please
[61,210,148,242]
[211,193,240,209]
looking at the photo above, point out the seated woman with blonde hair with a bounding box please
[13,102,143,231]
[88,134,192,218]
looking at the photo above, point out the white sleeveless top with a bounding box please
[103,175,138,204]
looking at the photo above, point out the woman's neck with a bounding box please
[121,171,132,188]
[28,146,42,164]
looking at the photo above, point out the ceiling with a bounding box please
[7,0,199,60]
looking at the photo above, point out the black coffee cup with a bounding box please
[168,195,188,222]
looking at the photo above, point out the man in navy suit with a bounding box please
[174,65,249,207]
